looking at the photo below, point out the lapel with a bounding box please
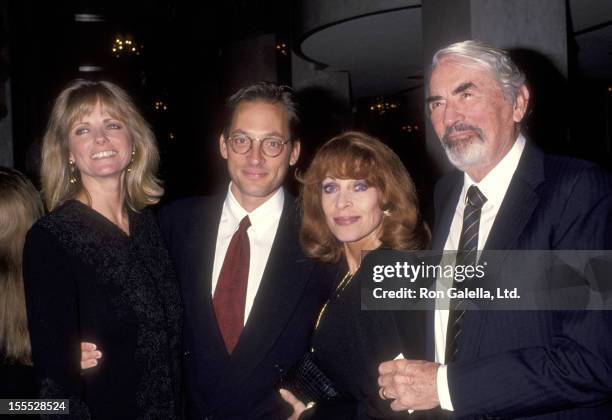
[431,172,463,251]
[484,143,545,251]
[459,143,546,362]
[181,196,231,367]
[431,143,545,253]
[426,172,463,360]
[209,195,315,402]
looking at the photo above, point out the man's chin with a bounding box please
[444,145,487,170]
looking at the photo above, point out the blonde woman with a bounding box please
[0,168,43,397]
[23,80,182,419]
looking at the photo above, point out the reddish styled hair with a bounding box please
[299,131,429,263]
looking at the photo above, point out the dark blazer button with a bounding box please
[183,350,190,356]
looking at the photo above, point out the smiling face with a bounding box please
[220,100,300,211]
[320,177,383,251]
[68,102,133,186]
[427,57,528,181]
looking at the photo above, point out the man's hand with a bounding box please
[80,342,102,370]
[378,359,441,411]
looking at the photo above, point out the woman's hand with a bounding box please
[80,342,102,369]
[279,388,314,420]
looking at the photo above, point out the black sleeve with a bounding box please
[22,224,91,418]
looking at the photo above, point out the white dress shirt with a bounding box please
[435,135,526,410]
[211,184,285,325]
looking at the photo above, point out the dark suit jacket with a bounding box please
[159,193,333,420]
[429,143,612,418]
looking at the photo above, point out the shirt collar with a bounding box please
[462,133,526,209]
[225,182,285,239]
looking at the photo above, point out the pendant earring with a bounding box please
[68,158,78,184]
[127,149,136,173]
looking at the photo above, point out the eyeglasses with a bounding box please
[226,133,290,157]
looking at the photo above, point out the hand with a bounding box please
[80,342,102,370]
[378,359,440,411]
[279,388,314,420]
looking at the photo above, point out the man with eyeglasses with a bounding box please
[159,82,333,419]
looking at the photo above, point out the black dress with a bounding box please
[0,352,37,398]
[22,200,182,419]
[308,262,426,419]
[0,353,38,419]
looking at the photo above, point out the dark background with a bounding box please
[2,1,611,215]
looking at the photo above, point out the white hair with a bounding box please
[432,40,526,103]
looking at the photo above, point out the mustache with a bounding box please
[442,123,484,146]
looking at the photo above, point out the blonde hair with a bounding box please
[299,131,429,264]
[0,168,44,364]
[41,80,163,211]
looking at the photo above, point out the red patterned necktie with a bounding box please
[213,215,251,353]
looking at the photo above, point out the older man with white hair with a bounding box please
[378,40,612,419]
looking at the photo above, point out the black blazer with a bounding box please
[159,193,333,419]
[429,143,612,418]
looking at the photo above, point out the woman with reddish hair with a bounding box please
[280,131,429,419]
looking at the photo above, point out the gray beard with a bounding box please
[441,124,487,170]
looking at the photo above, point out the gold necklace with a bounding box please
[311,270,355,351]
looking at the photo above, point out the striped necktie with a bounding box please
[445,185,487,363]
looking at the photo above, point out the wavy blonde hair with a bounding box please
[300,131,429,264]
[41,80,163,211]
[0,168,44,364]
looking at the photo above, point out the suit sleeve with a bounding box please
[447,167,612,417]
[552,166,612,248]
[448,310,612,417]
[23,224,91,418]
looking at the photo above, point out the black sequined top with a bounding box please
[23,200,182,419]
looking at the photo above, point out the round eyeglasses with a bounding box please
[226,133,291,157]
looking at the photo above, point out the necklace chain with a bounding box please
[311,270,355,351]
